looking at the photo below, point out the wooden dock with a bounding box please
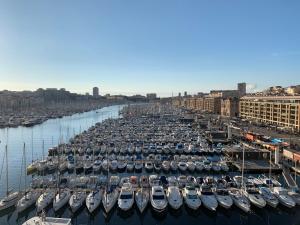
[232,160,282,174]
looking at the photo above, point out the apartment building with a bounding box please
[221,98,239,117]
[240,96,300,132]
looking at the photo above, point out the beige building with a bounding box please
[172,96,221,114]
[240,96,300,132]
[221,98,239,117]
[285,85,300,95]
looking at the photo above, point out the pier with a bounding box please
[232,160,282,174]
[282,167,298,189]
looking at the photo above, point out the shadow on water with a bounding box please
[16,204,36,220]
[117,207,135,219]
[70,205,86,218]
[200,207,218,219]
[136,206,148,225]
[184,205,201,217]
[102,205,117,222]
[216,206,233,218]
[0,206,15,218]
[150,208,167,221]
[168,206,183,218]
[51,205,69,218]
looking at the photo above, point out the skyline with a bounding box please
[1,0,300,96]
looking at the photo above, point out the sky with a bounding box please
[0,0,299,97]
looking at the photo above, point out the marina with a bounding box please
[1,103,300,225]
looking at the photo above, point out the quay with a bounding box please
[232,160,282,174]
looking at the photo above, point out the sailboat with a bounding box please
[0,145,20,211]
[102,145,119,213]
[135,188,149,213]
[16,143,41,213]
[53,142,71,211]
[86,147,103,214]
[229,145,251,213]
[86,188,103,213]
[135,156,149,213]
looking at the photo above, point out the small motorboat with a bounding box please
[140,176,149,188]
[166,186,183,210]
[145,161,154,172]
[170,161,178,172]
[101,160,109,172]
[120,177,130,187]
[177,176,187,188]
[93,160,102,173]
[117,161,127,173]
[242,188,266,208]
[288,190,300,205]
[182,185,201,210]
[229,188,251,213]
[150,186,167,212]
[187,161,195,172]
[110,160,118,172]
[162,161,170,173]
[130,176,139,189]
[149,175,160,187]
[135,161,143,173]
[118,183,134,211]
[109,176,120,187]
[195,161,204,172]
[126,161,135,172]
[198,185,218,211]
[259,187,278,208]
[178,162,187,173]
[273,187,295,208]
[214,188,233,209]
[154,162,161,173]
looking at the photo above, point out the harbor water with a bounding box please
[0,105,122,202]
[1,105,300,225]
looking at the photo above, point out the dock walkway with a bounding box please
[282,167,298,189]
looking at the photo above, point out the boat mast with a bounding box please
[42,140,44,161]
[31,130,34,163]
[5,145,8,196]
[269,149,272,188]
[23,142,27,191]
[58,136,62,197]
[106,141,109,205]
[241,144,245,189]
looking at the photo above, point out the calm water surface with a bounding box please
[0,105,123,197]
[1,104,300,225]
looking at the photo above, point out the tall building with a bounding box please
[238,83,246,96]
[93,87,99,97]
[240,96,300,132]
[184,91,187,97]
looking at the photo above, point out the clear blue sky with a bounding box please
[0,0,299,96]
